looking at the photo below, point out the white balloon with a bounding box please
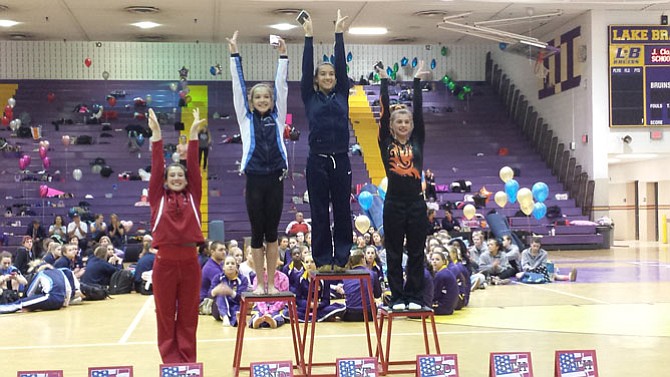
[171,152,180,163]
[73,169,83,181]
[7,97,16,108]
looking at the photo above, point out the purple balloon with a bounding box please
[18,157,27,170]
[42,156,51,169]
[39,146,47,159]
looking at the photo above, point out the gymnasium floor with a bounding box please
[3,241,670,376]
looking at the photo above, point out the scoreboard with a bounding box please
[609,25,670,127]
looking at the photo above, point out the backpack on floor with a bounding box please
[80,282,110,301]
[108,270,134,295]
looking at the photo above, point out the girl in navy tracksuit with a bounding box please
[377,61,431,310]
[300,10,353,271]
[295,253,345,322]
[0,267,80,314]
[429,251,459,315]
[211,256,249,327]
[228,31,289,294]
[147,107,206,363]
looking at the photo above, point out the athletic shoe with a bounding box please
[407,302,423,310]
[317,264,334,273]
[264,314,277,329]
[391,302,406,311]
[199,298,213,315]
[496,278,511,285]
[332,265,347,273]
[252,315,264,329]
[569,268,578,282]
[471,278,481,291]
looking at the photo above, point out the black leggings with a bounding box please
[245,172,284,248]
[199,147,209,169]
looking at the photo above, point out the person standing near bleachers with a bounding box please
[300,9,353,272]
[147,107,206,363]
[376,60,431,311]
[227,30,289,294]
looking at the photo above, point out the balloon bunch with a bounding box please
[440,75,472,101]
[3,97,17,130]
[38,140,51,170]
[354,178,389,235]
[497,166,550,220]
[209,63,222,76]
[177,66,191,106]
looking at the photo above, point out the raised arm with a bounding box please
[274,37,289,124]
[377,66,391,143]
[187,108,207,201]
[148,108,165,205]
[300,11,314,103]
[227,31,250,127]
[413,60,430,145]
[334,9,349,96]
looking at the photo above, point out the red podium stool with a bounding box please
[376,305,440,375]
[233,291,304,377]
[303,269,383,376]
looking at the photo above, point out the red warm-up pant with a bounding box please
[152,245,201,363]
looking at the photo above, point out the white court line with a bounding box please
[516,282,610,304]
[119,296,154,344]
[0,329,531,352]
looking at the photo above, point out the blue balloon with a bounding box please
[386,67,393,76]
[505,179,519,204]
[209,66,217,76]
[358,191,373,211]
[346,51,353,62]
[533,202,547,220]
[412,57,418,68]
[499,42,507,50]
[532,182,549,203]
[136,134,145,147]
[430,59,436,69]
[330,54,335,63]
[401,57,408,67]
[323,54,329,63]
[366,195,385,234]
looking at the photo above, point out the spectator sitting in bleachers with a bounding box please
[81,245,122,286]
[67,213,88,252]
[285,212,311,236]
[106,213,126,249]
[48,215,68,242]
[441,209,461,233]
[89,213,107,242]
[25,219,47,257]
[14,236,36,275]
[427,208,441,235]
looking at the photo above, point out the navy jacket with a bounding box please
[301,33,350,155]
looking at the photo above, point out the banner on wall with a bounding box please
[609,25,670,127]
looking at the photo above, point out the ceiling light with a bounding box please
[132,21,160,29]
[0,19,19,27]
[270,23,297,31]
[348,27,387,35]
[520,39,548,48]
[617,153,659,160]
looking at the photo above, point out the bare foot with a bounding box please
[252,286,266,295]
[267,286,280,295]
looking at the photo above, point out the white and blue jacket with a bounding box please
[230,53,289,175]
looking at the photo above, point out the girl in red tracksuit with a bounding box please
[148,108,207,363]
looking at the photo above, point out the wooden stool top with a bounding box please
[240,291,296,300]
[310,269,372,279]
[378,305,435,314]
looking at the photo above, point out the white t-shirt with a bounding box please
[67,220,88,239]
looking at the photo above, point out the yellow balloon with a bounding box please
[463,204,476,220]
[355,215,371,234]
[499,166,514,183]
[521,201,535,216]
[517,188,533,206]
[494,191,508,208]
[379,177,388,192]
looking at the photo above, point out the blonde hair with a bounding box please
[248,83,274,110]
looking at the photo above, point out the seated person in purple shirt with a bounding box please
[200,241,226,302]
